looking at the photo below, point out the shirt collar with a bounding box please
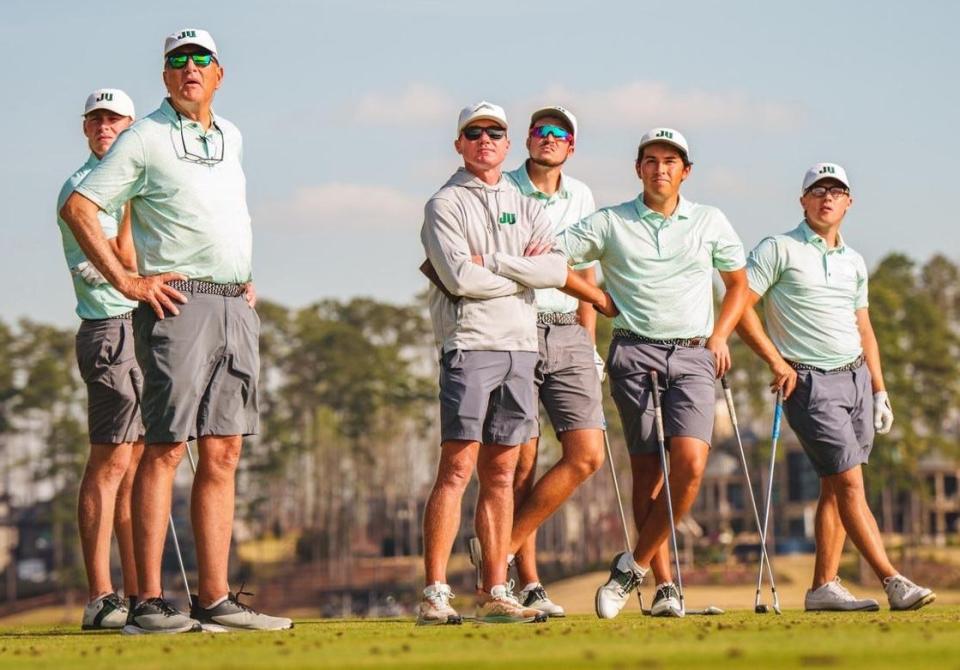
[159,98,218,132]
[83,153,101,170]
[635,194,692,221]
[513,161,569,200]
[799,219,846,252]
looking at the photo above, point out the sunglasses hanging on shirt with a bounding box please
[172,111,225,166]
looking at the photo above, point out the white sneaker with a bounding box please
[416,582,462,626]
[650,582,684,617]
[519,583,565,618]
[81,592,128,630]
[884,575,936,611]
[595,552,646,620]
[805,577,879,612]
[476,584,546,624]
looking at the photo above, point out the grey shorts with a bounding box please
[533,324,604,438]
[784,363,874,477]
[607,339,716,455]
[439,350,538,446]
[75,318,144,444]
[133,293,260,444]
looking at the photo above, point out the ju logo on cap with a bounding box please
[177,30,197,39]
[498,212,517,225]
[95,92,113,102]
[655,129,674,139]
[819,165,836,175]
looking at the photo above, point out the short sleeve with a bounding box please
[747,237,782,297]
[854,256,869,309]
[710,210,746,271]
[74,128,146,217]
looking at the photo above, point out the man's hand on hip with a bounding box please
[121,272,188,319]
[769,357,798,399]
[244,282,257,309]
[706,335,731,378]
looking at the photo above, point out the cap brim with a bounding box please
[83,104,133,117]
[459,114,508,133]
[530,109,575,134]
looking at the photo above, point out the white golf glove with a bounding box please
[594,349,606,382]
[873,391,894,434]
[71,261,107,286]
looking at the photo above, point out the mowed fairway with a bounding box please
[2,608,959,670]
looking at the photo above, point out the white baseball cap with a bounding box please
[456,101,508,136]
[83,88,135,119]
[638,127,691,161]
[529,105,578,139]
[164,28,218,58]
[802,162,851,193]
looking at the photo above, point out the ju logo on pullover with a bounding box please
[498,212,517,225]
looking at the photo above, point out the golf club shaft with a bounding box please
[168,513,192,607]
[756,390,783,600]
[650,371,684,603]
[603,423,645,610]
[185,442,197,474]
[720,377,778,604]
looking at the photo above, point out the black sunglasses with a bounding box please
[462,126,506,141]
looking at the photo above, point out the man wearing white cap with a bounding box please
[61,28,288,634]
[57,88,141,630]
[737,163,935,612]
[418,101,616,625]
[489,105,604,617]
[558,128,749,619]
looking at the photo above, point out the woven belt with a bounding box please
[612,328,707,348]
[537,311,579,326]
[167,279,246,297]
[786,354,864,374]
[84,311,133,322]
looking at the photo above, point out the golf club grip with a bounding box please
[772,393,783,441]
[720,375,730,390]
[650,371,662,409]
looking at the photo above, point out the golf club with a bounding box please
[649,370,685,615]
[601,421,645,612]
[720,376,780,615]
[755,388,784,615]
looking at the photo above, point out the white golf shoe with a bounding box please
[595,552,646,620]
[804,577,879,612]
[81,592,129,630]
[650,582,684,617]
[475,584,546,624]
[416,582,462,626]
[519,583,565,618]
[884,575,936,611]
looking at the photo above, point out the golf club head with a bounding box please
[755,604,769,614]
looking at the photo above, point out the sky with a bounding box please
[2,0,957,326]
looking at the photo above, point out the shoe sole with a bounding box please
[197,620,295,632]
[121,623,202,635]
[81,623,125,631]
[804,603,881,612]
[476,613,547,624]
[415,615,463,626]
[891,592,936,611]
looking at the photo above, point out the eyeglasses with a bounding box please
[173,112,224,166]
[461,126,506,141]
[806,186,849,198]
[166,53,215,69]
[530,124,573,142]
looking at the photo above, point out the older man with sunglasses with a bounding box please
[486,106,604,617]
[418,101,616,625]
[61,28,289,634]
[737,163,935,612]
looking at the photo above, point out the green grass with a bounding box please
[2,608,959,669]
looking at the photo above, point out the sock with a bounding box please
[203,594,229,610]
[617,553,646,575]
[522,582,540,593]
[506,553,515,566]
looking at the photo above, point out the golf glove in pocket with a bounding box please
[594,349,606,383]
[71,261,108,286]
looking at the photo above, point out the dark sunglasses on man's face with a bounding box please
[166,53,215,69]
[530,124,573,142]
[462,126,506,141]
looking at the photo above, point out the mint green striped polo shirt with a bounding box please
[747,220,869,370]
[74,99,252,284]
[505,163,596,314]
[557,195,746,339]
[56,154,137,320]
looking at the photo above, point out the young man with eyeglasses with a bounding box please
[418,101,617,625]
[56,88,142,630]
[61,28,288,634]
[484,106,604,617]
[736,163,935,612]
[557,128,750,619]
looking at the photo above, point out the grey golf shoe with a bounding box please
[416,582,462,626]
[519,583,565,618]
[804,577,879,612]
[190,589,293,632]
[122,597,202,635]
[81,592,128,630]
[884,575,936,611]
[595,552,646,620]
[650,583,684,617]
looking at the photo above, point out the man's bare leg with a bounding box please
[192,435,243,607]
[812,479,847,589]
[423,440,479,585]
[132,442,186,599]
[512,438,539,585]
[476,443,522,592]
[629,453,673,583]
[631,437,709,565]
[114,441,144,597]
[511,429,604,585]
[78,442,136,600]
[825,466,897,582]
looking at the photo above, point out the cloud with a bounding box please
[524,81,807,132]
[261,182,423,231]
[347,82,458,126]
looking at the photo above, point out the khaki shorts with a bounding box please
[75,317,144,444]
